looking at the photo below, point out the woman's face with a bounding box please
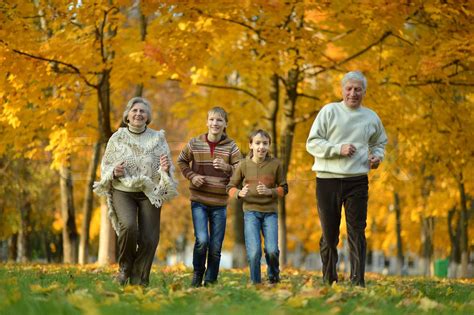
[127,103,148,128]
[207,112,227,137]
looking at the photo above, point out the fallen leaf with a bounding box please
[30,282,60,294]
[286,296,308,308]
[326,293,344,304]
[419,297,443,311]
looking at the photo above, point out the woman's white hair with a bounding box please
[341,71,367,91]
[122,97,152,125]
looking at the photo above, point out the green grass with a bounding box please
[0,264,473,315]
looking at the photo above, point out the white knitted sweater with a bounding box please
[93,127,178,234]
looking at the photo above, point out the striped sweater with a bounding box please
[227,156,288,213]
[177,133,241,206]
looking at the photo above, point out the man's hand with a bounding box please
[238,184,250,198]
[368,154,381,169]
[340,144,356,157]
[191,175,206,187]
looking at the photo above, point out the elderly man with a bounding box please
[306,71,387,287]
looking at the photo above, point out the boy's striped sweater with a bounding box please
[177,133,241,206]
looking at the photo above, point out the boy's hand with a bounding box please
[213,157,229,171]
[257,182,272,196]
[238,184,250,198]
[192,175,206,187]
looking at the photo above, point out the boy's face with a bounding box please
[207,112,227,137]
[249,134,270,159]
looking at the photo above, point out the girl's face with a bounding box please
[250,133,270,160]
[207,112,227,137]
[127,103,148,128]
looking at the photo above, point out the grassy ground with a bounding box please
[0,264,473,315]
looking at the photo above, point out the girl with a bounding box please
[227,129,288,284]
[177,107,241,287]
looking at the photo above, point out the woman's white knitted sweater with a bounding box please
[93,127,178,234]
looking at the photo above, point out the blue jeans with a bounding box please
[244,211,280,284]
[191,201,227,283]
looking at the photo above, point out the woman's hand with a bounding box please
[160,155,170,173]
[113,162,125,178]
[191,175,206,187]
[256,182,272,196]
[238,184,249,198]
[213,157,229,171]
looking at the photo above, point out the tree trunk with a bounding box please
[8,234,18,262]
[278,69,299,266]
[79,142,101,264]
[268,74,279,157]
[98,198,116,266]
[394,192,404,275]
[60,161,79,263]
[97,70,116,265]
[447,207,461,278]
[134,2,147,98]
[230,196,246,268]
[16,197,32,263]
[457,171,469,277]
[420,216,434,276]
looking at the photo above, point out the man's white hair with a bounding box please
[341,71,367,91]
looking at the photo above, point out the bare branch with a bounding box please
[196,82,263,103]
[0,40,96,88]
[328,28,355,42]
[193,8,262,38]
[297,93,320,101]
[390,33,414,46]
[382,80,474,87]
[310,31,393,77]
[407,80,474,87]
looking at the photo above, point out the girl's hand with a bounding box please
[192,175,206,187]
[213,157,229,171]
[256,182,272,196]
[113,162,125,178]
[238,184,249,198]
[160,155,170,173]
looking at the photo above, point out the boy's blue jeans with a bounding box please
[191,201,227,283]
[244,210,280,284]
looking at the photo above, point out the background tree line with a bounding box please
[0,0,472,277]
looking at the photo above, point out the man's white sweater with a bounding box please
[306,101,388,178]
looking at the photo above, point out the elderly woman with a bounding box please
[94,96,178,286]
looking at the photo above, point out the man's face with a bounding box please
[342,80,365,109]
